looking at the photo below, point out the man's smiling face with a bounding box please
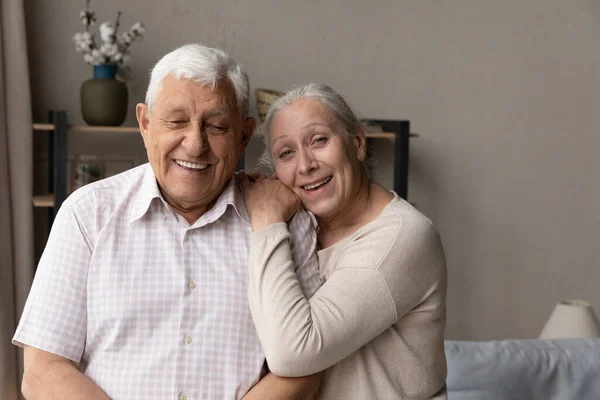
[137,75,254,218]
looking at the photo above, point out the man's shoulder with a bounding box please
[288,207,316,235]
[59,163,152,228]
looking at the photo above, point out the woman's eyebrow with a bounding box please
[271,135,288,145]
[302,122,330,130]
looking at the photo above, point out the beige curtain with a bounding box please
[0,0,34,398]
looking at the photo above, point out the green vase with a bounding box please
[81,64,128,126]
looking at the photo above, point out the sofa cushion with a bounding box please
[445,339,600,400]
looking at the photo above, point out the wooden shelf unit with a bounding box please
[32,123,414,138]
[34,113,415,216]
[32,194,55,208]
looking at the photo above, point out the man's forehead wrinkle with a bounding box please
[156,78,238,119]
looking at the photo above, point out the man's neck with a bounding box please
[159,188,219,225]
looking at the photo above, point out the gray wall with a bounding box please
[25,0,600,340]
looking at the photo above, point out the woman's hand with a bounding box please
[238,170,301,231]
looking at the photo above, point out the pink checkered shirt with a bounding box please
[14,163,322,400]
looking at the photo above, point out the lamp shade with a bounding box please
[539,299,600,339]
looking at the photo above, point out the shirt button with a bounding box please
[188,281,196,289]
[184,336,192,345]
[215,219,222,225]
[179,394,187,400]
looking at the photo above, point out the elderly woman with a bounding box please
[239,83,447,399]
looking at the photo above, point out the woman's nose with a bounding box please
[298,148,318,174]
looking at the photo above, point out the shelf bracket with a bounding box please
[50,111,68,219]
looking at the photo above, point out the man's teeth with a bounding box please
[303,176,332,191]
[176,160,209,170]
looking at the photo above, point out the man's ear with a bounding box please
[241,117,256,150]
[136,103,150,145]
[354,124,367,162]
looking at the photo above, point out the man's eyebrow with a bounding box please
[163,105,188,115]
[204,108,228,118]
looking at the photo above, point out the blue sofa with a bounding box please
[445,339,600,400]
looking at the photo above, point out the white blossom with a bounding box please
[80,10,96,27]
[99,22,116,44]
[129,22,145,37]
[72,31,93,52]
[113,51,130,66]
[100,42,119,58]
[118,32,134,47]
[83,48,105,66]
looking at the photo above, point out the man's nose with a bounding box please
[298,148,318,174]
[182,123,208,156]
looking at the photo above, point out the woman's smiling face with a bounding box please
[269,98,366,219]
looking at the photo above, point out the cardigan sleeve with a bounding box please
[247,216,445,377]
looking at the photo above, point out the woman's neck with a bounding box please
[317,170,376,249]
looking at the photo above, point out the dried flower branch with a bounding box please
[80,0,96,30]
[72,1,145,81]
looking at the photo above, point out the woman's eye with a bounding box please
[278,150,294,159]
[313,136,328,145]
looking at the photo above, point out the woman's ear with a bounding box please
[354,124,367,162]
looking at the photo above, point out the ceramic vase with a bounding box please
[80,64,128,126]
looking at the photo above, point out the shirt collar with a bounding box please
[128,164,165,225]
[128,166,251,226]
[198,172,250,226]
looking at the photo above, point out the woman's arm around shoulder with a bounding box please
[248,210,447,376]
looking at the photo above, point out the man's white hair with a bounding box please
[145,43,250,116]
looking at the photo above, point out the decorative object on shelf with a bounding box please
[71,154,104,193]
[72,0,145,126]
[539,299,600,339]
[255,88,283,122]
[81,64,128,126]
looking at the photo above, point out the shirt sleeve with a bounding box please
[287,209,322,299]
[13,201,92,362]
[247,219,445,377]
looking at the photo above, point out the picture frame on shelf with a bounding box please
[67,155,136,194]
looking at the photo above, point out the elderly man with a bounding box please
[14,44,322,399]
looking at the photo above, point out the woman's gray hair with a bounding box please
[259,83,363,169]
[145,43,250,117]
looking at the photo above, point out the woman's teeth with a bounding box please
[176,160,209,170]
[303,176,332,191]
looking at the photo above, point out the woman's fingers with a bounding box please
[247,171,263,182]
